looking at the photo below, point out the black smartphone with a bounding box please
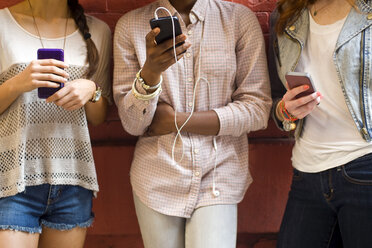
[149,16,184,46]
[37,48,65,99]
[285,72,316,99]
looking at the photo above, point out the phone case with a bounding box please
[149,16,184,45]
[37,48,65,99]
[285,72,316,99]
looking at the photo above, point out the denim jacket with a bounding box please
[269,0,372,141]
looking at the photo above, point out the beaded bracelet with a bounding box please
[279,100,298,122]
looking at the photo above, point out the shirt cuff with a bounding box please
[213,107,235,136]
[127,89,159,115]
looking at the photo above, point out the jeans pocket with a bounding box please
[292,168,303,181]
[341,153,372,185]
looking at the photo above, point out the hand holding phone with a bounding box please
[150,16,184,46]
[285,72,317,99]
[37,48,65,99]
[282,72,321,119]
[141,16,189,87]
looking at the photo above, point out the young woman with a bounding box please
[0,0,111,247]
[113,0,271,247]
[269,0,372,247]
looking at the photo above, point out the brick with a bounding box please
[256,11,269,33]
[231,0,276,12]
[89,13,124,32]
[0,0,21,9]
[80,0,107,13]
[107,0,156,14]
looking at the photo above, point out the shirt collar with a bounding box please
[156,0,209,23]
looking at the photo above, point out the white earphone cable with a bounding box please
[153,7,219,197]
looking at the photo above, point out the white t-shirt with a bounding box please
[292,11,372,172]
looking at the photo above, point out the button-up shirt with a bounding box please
[113,0,271,218]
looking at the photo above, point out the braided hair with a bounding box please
[67,0,99,78]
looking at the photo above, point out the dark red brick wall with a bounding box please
[1,1,293,248]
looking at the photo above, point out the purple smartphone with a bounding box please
[37,48,65,99]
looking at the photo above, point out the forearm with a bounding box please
[175,110,220,136]
[84,96,108,126]
[0,77,22,114]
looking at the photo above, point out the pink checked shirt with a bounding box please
[113,0,271,218]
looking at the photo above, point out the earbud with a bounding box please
[213,188,220,197]
[212,136,219,197]
[213,137,217,151]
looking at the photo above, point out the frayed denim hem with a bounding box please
[41,217,94,231]
[0,225,42,234]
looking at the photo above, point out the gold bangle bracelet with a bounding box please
[131,77,162,101]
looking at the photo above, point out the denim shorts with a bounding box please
[0,184,94,234]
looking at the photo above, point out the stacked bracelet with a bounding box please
[136,69,163,91]
[279,100,298,122]
[132,77,162,101]
[279,100,298,131]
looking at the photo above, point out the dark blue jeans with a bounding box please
[277,153,372,248]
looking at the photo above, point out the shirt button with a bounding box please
[194,171,200,177]
[187,30,193,35]
[190,13,196,23]
[368,13,372,20]
[194,149,199,154]
[186,52,192,58]
[188,102,193,107]
[145,101,149,105]
[188,77,193,82]
[289,25,296,31]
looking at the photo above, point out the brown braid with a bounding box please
[67,0,99,78]
[275,0,358,35]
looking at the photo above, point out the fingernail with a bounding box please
[317,92,321,97]
[304,85,309,90]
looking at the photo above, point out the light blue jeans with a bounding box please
[133,194,237,248]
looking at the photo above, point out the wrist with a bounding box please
[5,77,23,96]
[278,99,298,131]
[174,112,189,132]
[141,64,161,87]
[275,100,284,122]
[89,81,102,103]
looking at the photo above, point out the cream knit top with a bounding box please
[0,8,112,197]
